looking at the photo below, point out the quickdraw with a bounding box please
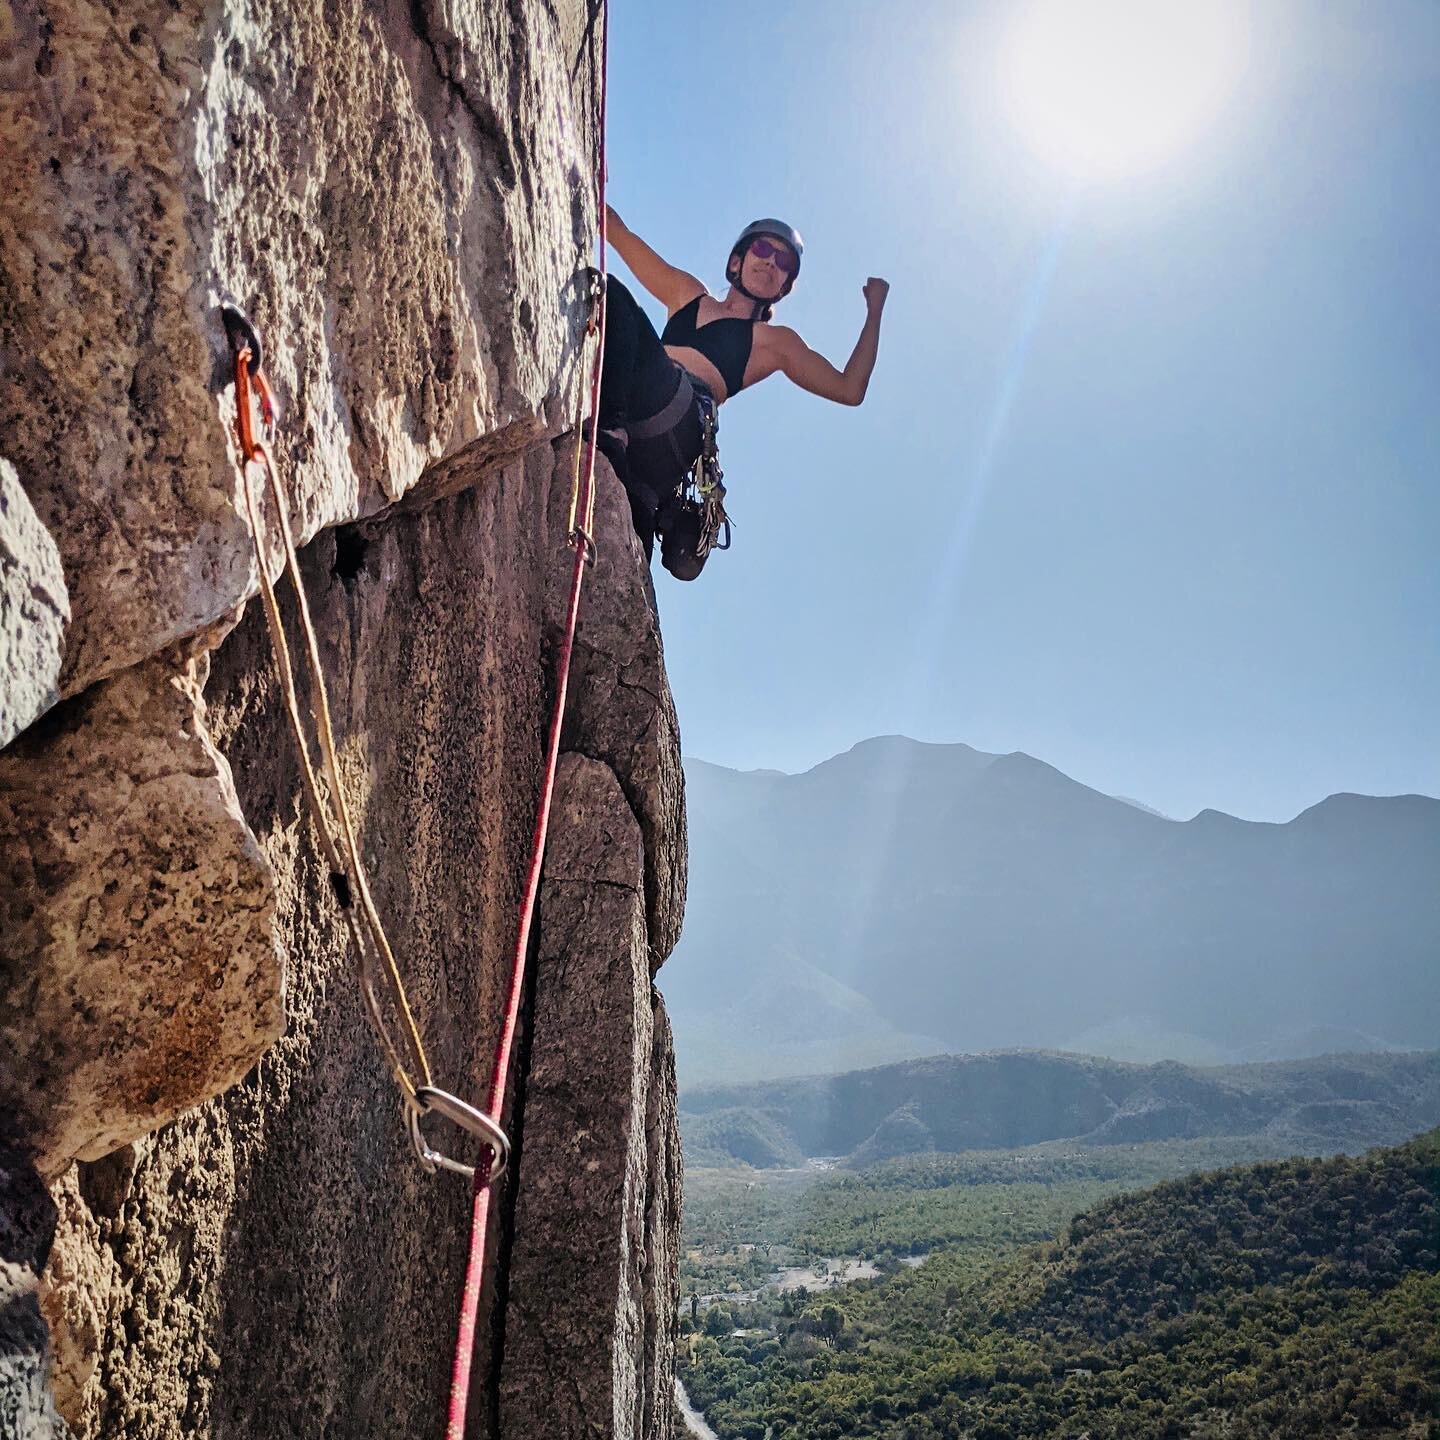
[222,303,502,1183]
[566,265,607,566]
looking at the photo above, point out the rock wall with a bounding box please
[0,1142,65,1440]
[30,445,683,1440]
[0,460,69,749]
[0,2,687,1437]
[0,641,280,1173]
[2,0,601,697]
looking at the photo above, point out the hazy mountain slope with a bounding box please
[1060,1017,1416,1066]
[1058,1015,1233,1066]
[679,1048,1440,1168]
[663,739,1439,1081]
[670,947,948,1087]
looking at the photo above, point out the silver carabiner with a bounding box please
[407,1086,511,1185]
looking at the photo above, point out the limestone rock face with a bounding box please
[0,1143,67,1440]
[1,0,600,698]
[36,1162,119,1430]
[0,644,281,1176]
[1,2,687,1434]
[29,448,685,1440]
[561,513,685,974]
[0,459,69,748]
[501,754,680,1440]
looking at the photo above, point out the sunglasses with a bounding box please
[749,237,799,275]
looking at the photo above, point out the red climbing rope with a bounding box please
[444,4,610,1433]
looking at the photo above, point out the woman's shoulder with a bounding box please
[754,321,802,350]
[665,289,710,322]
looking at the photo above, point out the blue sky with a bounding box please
[603,0,1438,822]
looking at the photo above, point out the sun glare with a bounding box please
[1001,0,1251,181]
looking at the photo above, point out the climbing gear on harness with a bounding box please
[658,389,731,582]
[622,369,733,578]
[728,217,804,305]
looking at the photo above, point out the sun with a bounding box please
[1001,0,1252,181]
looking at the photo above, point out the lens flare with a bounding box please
[1002,0,1251,180]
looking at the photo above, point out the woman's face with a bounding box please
[737,237,797,300]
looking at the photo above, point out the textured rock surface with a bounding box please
[639,1002,683,1434]
[1,0,601,697]
[562,517,685,974]
[500,754,680,1440]
[0,1143,67,1440]
[0,643,281,1176]
[2,2,689,1432]
[36,1163,117,1431]
[0,459,69,748]
[31,448,685,1439]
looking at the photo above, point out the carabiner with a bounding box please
[408,1087,511,1185]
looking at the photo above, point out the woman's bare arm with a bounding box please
[773,279,889,406]
[606,205,707,313]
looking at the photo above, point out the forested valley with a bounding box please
[678,1130,1439,1438]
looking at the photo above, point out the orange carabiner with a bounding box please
[233,347,258,460]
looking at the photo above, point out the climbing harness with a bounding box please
[221,2,610,1430]
[624,370,733,576]
[657,391,731,582]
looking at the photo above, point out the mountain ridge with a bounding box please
[663,736,1439,1084]
[686,736,1440,822]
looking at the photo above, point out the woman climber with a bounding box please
[597,205,889,579]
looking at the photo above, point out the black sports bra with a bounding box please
[660,297,755,398]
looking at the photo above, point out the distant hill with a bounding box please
[1057,1015,1232,1066]
[991,1126,1440,1341]
[662,738,1439,1085]
[964,1128,1440,1436]
[680,1048,1440,1169]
